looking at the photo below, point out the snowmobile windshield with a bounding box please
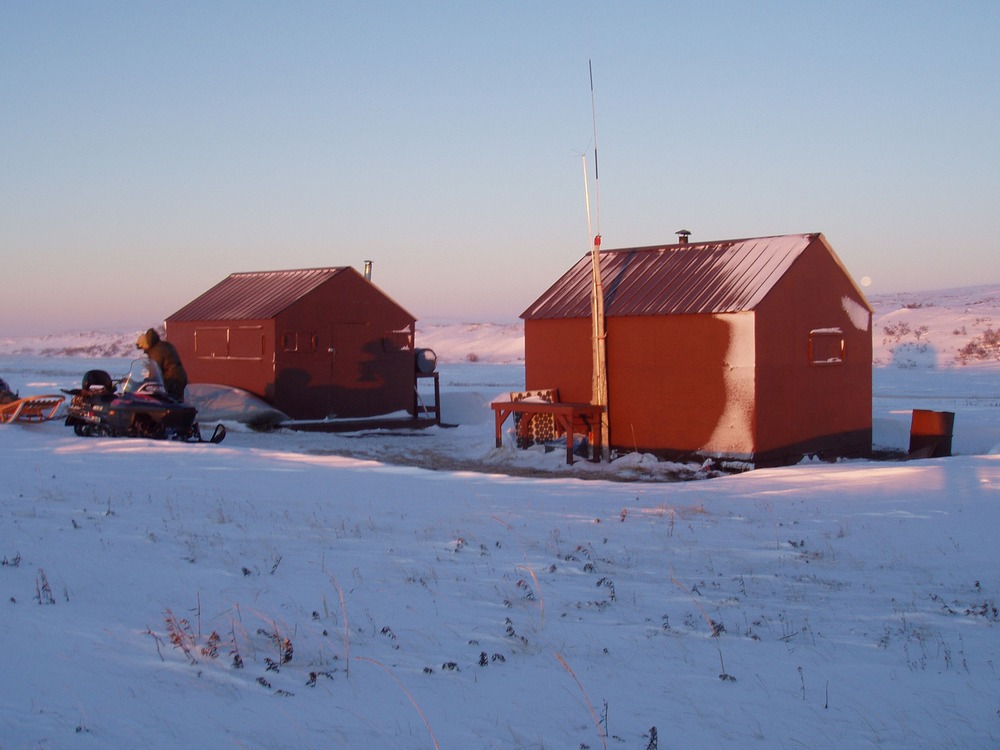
[121,358,168,397]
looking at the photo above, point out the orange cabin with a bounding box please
[166,267,416,420]
[521,233,872,467]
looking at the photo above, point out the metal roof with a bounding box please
[167,267,351,322]
[521,233,821,320]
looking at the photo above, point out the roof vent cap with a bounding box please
[675,229,691,244]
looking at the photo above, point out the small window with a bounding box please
[382,328,413,352]
[281,332,298,352]
[194,327,229,357]
[231,327,264,359]
[809,328,845,365]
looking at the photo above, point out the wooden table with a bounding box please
[490,399,605,464]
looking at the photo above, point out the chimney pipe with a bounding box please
[363,260,373,281]
[675,229,691,244]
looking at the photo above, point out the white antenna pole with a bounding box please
[589,59,601,237]
[587,59,609,461]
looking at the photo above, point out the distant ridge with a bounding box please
[0,322,527,364]
[2,283,999,368]
[0,330,142,358]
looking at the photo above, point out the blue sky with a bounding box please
[2,1,998,334]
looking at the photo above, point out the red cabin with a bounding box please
[166,267,417,420]
[521,233,872,467]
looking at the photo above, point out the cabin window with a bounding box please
[194,327,229,357]
[382,328,414,351]
[194,326,263,360]
[809,328,845,365]
[230,327,265,359]
[281,332,319,352]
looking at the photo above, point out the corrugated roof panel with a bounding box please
[719,236,805,309]
[168,267,349,321]
[521,233,818,320]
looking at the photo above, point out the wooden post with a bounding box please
[590,234,609,461]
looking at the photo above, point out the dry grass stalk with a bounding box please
[516,564,544,625]
[555,652,607,750]
[356,656,440,750]
[330,575,349,677]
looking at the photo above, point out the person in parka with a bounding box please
[136,328,188,401]
[0,376,17,405]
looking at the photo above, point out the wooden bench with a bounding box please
[490,394,605,464]
[0,395,66,424]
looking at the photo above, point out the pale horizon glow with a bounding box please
[2,2,999,335]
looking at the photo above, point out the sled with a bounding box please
[0,395,66,424]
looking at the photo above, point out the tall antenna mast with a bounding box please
[587,59,609,461]
[589,59,602,237]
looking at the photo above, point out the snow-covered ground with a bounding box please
[2,285,1000,748]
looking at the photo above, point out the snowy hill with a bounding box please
[413,321,524,364]
[870,283,1000,367]
[3,283,1000,367]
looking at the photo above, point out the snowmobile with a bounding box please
[63,358,226,443]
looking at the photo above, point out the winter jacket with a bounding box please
[138,328,188,400]
[0,377,16,405]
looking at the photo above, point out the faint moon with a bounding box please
[860,276,872,287]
